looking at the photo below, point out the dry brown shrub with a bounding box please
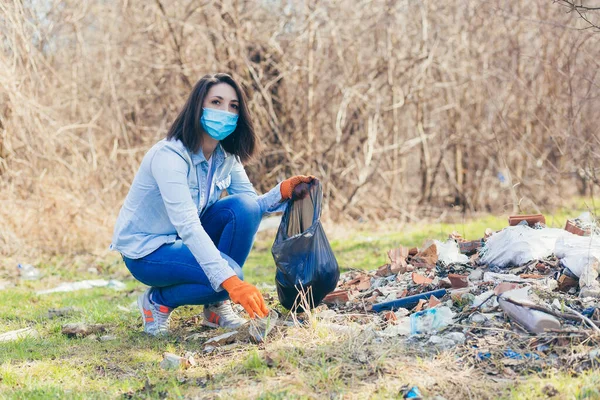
[1,0,599,258]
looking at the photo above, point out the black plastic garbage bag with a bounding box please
[272,181,340,311]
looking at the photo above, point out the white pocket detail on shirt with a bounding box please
[215,175,231,190]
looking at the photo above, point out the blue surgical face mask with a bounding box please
[200,107,239,141]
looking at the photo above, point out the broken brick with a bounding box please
[494,282,520,295]
[557,274,578,292]
[387,246,409,274]
[428,295,441,308]
[449,231,465,242]
[438,278,452,289]
[375,264,394,277]
[565,219,591,236]
[323,290,352,305]
[414,299,427,312]
[519,274,545,279]
[448,274,469,288]
[412,243,438,269]
[384,311,397,323]
[364,294,380,304]
[412,272,433,285]
[344,275,371,291]
[459,240,483,255]
[508,214,546,227]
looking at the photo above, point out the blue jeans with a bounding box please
[123,194,262,308]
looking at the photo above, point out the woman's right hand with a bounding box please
[221,276,268,318]
[280,175,317,200]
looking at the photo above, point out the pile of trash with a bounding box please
[319,213,600,374]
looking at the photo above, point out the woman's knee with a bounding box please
[227,194,261,224]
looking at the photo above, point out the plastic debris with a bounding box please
[400,385,423,399]
[498,288,561,334]
[371,289,448,312]
[160,352,193,370]
[248,310,279,343]
[503,349,540,360]
[36,279,126,295]
[436,240,469,264]
[480,225,570,269]
[555,235,600,297]
[281,214,600,379]
[406,306,454,335]
[18,264,42,280]
[428,332,465,349]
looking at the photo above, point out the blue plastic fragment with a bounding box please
[477,350,541,361]
[582,307,596,318]
[503,349,540,360]
[371,289,448,312]
[404,386,422,399]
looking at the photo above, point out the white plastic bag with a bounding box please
[554,235,600,277]
[435,240,469,264]
[480,225,571,268]
[554,235,600,297]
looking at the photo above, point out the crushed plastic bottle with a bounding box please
[17,264,41,280]
[409,306,454,334]
[248,310,279,343]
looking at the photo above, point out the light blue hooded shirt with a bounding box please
[110,138,286,292]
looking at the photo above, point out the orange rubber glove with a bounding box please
[280,175,316,200]
[221,276,269,319]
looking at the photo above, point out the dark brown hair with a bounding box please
[166,73,259,163]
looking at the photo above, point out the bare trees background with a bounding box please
[556,1,600,29]
[0,0,599,257]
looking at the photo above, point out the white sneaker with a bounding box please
[202,301,247,329]
[137,288,173,336]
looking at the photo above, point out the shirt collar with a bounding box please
[190,143,228,166]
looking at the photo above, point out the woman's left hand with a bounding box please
[280,175,317,200]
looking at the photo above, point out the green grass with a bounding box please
[1,207,599,398]
[506,370,600,399]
